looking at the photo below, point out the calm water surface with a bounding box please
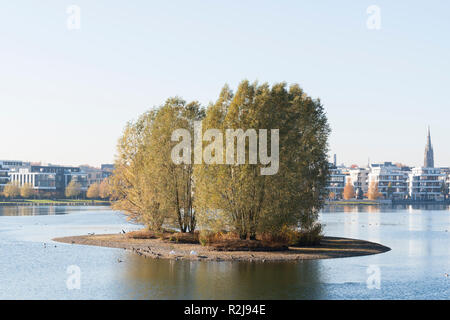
[0,205,448,299]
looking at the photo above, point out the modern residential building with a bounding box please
[101,164,114,179]
[441,168,450,198]
[368,162,409,200]
[0,164,10,190]
[0,160,30,170]
[0,160,29,191]
[8,164,88,195]
[326,165,347,199]
[80,165,104,185]
[409,167,445,201]
[348,167,369,193]
[9,167,56,191]
[80,164,114,185]
[326,128,449,202]
[446,173,450,199]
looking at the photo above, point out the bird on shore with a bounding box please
[444,273,448,278]
[117,259,123,263]
[121,229,126,234]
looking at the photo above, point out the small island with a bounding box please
[53,232,390,262]
[54,81,393,262]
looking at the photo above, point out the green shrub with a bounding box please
[295,223,324,246]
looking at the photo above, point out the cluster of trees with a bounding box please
[86,179,111,199]
[338,180,384,200]
[65,180,82,199]
[1,178,111,200]
[111,80,330,239]
[2,183,34,199]
[66,178,111,199]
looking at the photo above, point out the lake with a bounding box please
[0,205,448,299]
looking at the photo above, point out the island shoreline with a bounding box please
[53,234,391,262]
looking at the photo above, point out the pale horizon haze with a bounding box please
[1,1,449,168]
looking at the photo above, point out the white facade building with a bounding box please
[9,168,57,191]
[6,162,88,195]
[368,163,409,200]
[0,165,9,189]
[348,168,369,193]
[446,173,450,199]
[409,167,445,201]
[0,160,29,190]
[326,167,347,199]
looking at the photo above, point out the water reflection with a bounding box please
[0,205,107,216]
[327,204,450,214]
[0,205,449,299]
[0,206,60,216]
[325,204,449,262]
[120,254,325,300]
[344,210,359,239]
[367,212,380,243]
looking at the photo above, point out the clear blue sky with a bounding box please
[1,1,449,167]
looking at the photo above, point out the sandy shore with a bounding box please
[53,234,390,262]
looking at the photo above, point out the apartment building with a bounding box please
[409,167,445,201]
[80,164,114,185]
[348,168,369,193]
[8,164,88,195]
[446,173,450,199]
[0,164,9,190]
[368,162,409,200]
[326,165,347,199]
[0,160,29,191]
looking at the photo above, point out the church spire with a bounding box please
[424,126,434,168]
[427,126,431,144]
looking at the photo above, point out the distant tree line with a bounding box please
[338,180,385,201]
[0,178,111,200]
[85,179,111,199]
